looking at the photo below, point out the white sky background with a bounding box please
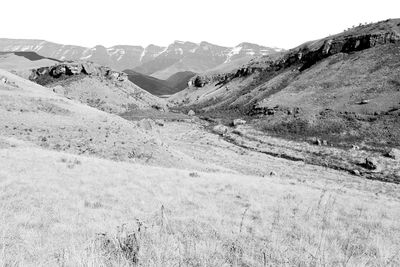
[1,0,399,49]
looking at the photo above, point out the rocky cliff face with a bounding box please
[29,62,128,86]
[189,23,400,90]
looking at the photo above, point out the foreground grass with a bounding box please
[1,146,400,266]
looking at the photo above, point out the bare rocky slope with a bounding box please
[171,19,400,147]
[28,62,167,114]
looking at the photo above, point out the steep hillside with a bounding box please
[29,62,166,113]
[133,41,282,79]
[171,19,400,147]
[0,69,204,168]
[0,39,165,71]
[202,56,258,75]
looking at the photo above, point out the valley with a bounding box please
[1,17,400,267]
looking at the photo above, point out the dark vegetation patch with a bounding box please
[34,73,86,86]
[256,111,400,148]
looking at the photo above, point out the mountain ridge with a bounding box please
[132,41,283,79]
[0,38,283,74]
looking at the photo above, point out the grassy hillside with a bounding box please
[1,60,400,266]
[171,19,400,147]
[28,62,167,113]
[1,139,400,266]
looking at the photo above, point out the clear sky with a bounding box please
[1,0,399,49]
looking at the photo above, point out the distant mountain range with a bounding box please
[0,38,165,71]
[132,41,283,79]
[0,39,284,78]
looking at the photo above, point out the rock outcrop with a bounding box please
[233,119,246,126]
[212,125,229,136]
[28,62,166,115]
[188,23,400,89]
[29,62,128,86]
[386,148,400,160]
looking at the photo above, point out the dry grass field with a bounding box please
[1,66,400,266]
[1,143,400,266]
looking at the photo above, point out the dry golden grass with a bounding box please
[1,145,399,266]
[1,68,399,266]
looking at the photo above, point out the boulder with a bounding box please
[386,148,400,160]
[357,99,370,105]
[155,119,165,127]
[52,85,65,94]
[352,145,360,150]
[212,124,229,136]
[314,138,322,146]
[108,71,127,82]
[233,119,246,126]
[138,119,156,131]
[365,157,380,170]
[52,65,67,77]
[67,64,83,75]
[81,62,97,75]
[191,75,209,87]
[188,110,195,116]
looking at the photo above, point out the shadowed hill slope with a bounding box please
[165,71,196,91]
[124,69,196,96]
